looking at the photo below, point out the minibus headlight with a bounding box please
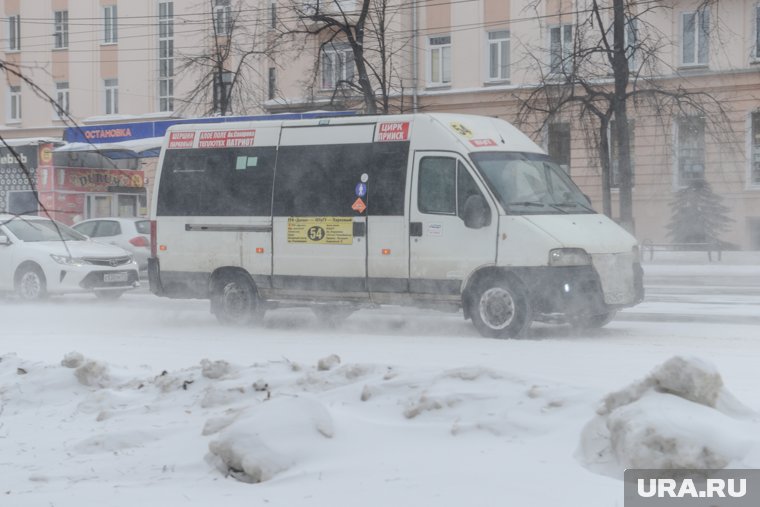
[548,248,591,266]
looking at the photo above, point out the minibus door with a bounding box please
[409,152,498,296]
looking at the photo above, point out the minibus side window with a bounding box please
[273,142,408,217]
[157,147,275,216]
[418,157,456,215]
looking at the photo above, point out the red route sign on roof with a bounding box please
[197,130,256,148]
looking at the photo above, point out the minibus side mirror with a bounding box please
[462,194,491,229]
[0,234,11,246]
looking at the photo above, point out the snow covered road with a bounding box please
[2,252,760,507]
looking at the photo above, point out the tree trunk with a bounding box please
[611,0,634,233]
[598,117,612,217]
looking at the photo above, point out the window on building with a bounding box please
[268,67,276,100]
[55,82,70,117]
[748,217,760,250]
[487,30,510,81]
[214,0,232,36]
[755,6,760,60]
[750,112,760,186]
[321,42,354,90]
[618,17,638,71]
[676,117,706,185]
[681,9,709,66]
[213,71,234,114]
[8,15,20,51]
[159,1,174,38]
[53,11,69,49]
[104,79,119,114]
[428,35,452,86]
[159,1,174,112]
[549,24,573,75]
[609,119,635,188]
[104,5,118,43]
[270,0,277,29]
[548,122,571,173]
[7,86,21,122]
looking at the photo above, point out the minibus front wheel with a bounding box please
[469,277,532,338]
[210,270,263,326]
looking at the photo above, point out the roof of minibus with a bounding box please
[164,113,545,155]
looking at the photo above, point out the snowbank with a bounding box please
[578,356,759,475]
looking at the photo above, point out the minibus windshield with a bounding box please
[470,152,595,214]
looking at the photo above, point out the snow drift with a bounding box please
[578,356,759,475]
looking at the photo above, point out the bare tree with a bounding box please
[281,0,410,114]
[514,0,731,232]
[176,0,279,116]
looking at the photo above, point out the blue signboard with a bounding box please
[64,111,357,144]
[355,182,367,197]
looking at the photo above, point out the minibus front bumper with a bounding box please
[516,261,644,319]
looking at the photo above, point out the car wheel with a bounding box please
[211,273,263,326]
[469,278,531,338]
[569,310,617,329]
[311,305,354,327]
[94,290,124,300]
[16,265,47,301]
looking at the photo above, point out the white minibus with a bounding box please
[148,113,643,337]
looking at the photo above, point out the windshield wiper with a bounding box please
[508,201,546,207]
[555,201,596,213]
[508,201,568,214]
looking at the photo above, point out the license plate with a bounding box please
[104,272,128,283]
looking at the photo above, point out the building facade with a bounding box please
[1,0,759,248]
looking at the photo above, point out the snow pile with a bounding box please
[205,397,334,483]
[578,356,759,474]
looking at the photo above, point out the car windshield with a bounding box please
[3,218,87,242]
[470,152,595,214]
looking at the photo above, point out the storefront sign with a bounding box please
[65,123,155,144]
[56,168,145,192]
[0,146,38,172]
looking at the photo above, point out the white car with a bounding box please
[72,217,151,270]
[0,214,140,300]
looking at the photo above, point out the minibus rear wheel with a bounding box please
[211,272,262,326]
[469,279,531,338]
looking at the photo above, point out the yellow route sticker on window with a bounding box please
[287,217,354,245]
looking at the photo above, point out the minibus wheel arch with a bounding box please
[209,268,264,325]
[463,268,532,338]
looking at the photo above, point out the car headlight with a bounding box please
[50,254,86,266]
[548,248,591,266]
